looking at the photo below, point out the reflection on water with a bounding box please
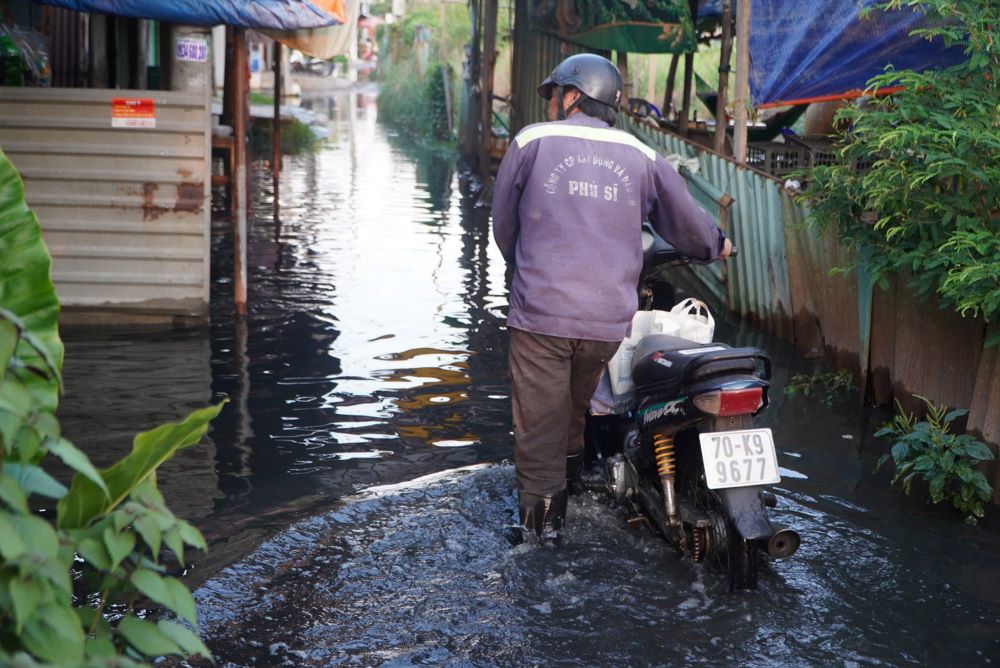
[58,91,1000,666]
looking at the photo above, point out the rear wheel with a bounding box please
[309,60,335,76]
[676,427,761,590]
[726,526,760,591]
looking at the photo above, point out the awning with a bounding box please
[527,0,696,54]
[33,0,346,30]
[262,0,360,60]
[747,0,967,107]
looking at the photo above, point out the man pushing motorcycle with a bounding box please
[491,53,732,543]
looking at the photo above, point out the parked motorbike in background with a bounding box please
[289,51,335,77]
[586,223,800,590]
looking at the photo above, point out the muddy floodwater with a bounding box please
[58,90,1000,667]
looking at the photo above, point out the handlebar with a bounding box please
[641,222,737,266]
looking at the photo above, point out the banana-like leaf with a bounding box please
[0,149,63,412]
[56,401,226,530]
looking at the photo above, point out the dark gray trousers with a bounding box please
[508,327,621,498]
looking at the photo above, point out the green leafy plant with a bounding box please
[1,148,222,666]
[375,0,470,145]
[249,116,324,156]
[249,91,274,106]
[876,396,995,524]
[377,61,457,145]
[784,370,855,405]
[798,0,1000,344]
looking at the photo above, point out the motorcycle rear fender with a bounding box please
[718,485,774,541]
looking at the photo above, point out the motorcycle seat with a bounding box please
[630,334,762,391]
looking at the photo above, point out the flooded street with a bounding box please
[58,91,1000,666]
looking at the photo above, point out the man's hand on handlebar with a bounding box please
[721,238,735,259]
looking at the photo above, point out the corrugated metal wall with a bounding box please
[48,7,89,88]
[970,325,1000,495]
[510,1,585,134]
[881,274,984,412]
[782,203,861,370]
[623,114,1000,476]
[628,116,794,339]
[0,87,211,319]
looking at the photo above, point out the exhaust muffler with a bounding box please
[766,527,800,559]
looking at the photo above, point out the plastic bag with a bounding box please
[0,24,26,86]
[599,300,716,413]
[669,298,714,343]
[12,26,51,86]
[0,25,51,87]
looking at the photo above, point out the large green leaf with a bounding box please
[131,569,198,625]
[4,463,68,500]
[157,620,213,660]
[8,513,60,558]
[103,526,136,571]
[0,317,16,383]
[163,525,187,567]
[0,473,29,513]
[0,149,63,413]
[9,576,50,633]
[177,518,207,551]
[56,401,226,529]
[20,603,85,664]
[133,513,163,560]
[117,615,183,657]
[0,511,27,559]
[47,437,110,498]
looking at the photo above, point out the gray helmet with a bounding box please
[537,53,624,111]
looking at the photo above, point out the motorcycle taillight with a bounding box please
[692,387,763,416]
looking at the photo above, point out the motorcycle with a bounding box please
[289,51,336,77]
[585,223,800,590]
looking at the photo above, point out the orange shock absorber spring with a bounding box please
[653,434,676,477]
[654,432,681,531]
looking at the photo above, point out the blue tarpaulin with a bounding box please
[33,0,345,30]
[749,0,967,106]
[696,0,967,107]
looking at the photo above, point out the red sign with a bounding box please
[111,98,156,129]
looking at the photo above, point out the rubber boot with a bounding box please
[566,451,585,496]
[516,489,568,545]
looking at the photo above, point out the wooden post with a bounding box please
[88,14,109,88]
[223,29,235,126]
[510,0,528,135]
[230,27,249,315]
[439,0,447,61]
[273,42,281,223]
[678,51,694,137]
[616,51,629,101]
[663,53,679,117]
[733,0,751,164]
[461,0,482,170]
[714,0,733,154]
[130,19,149,90]
[443,65,454,135]
[646,55,656,103]
[479,0,498,177]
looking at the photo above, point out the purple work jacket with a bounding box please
[491,113,725,342]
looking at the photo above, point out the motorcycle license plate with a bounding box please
[699,428,781,489]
